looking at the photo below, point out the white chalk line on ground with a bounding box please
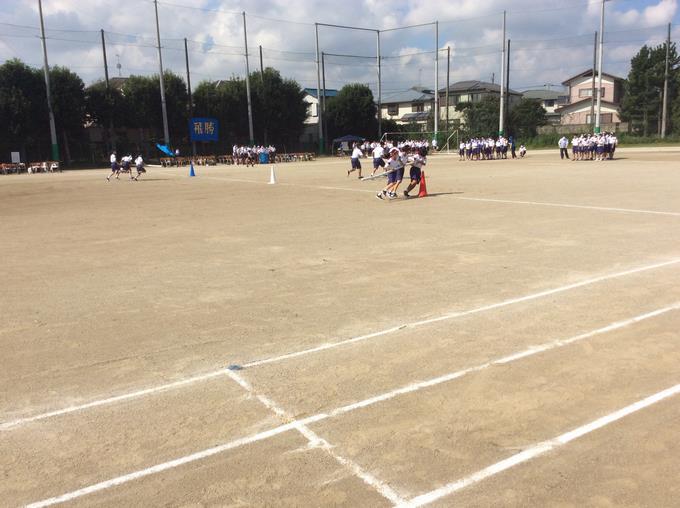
[3,257,679,432]
[225,370,406,505]
[397,382,680,508]
[160,170,680,217]
[24,302,679,507]
[455,196,680,217]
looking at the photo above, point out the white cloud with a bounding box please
[0,0,678,92]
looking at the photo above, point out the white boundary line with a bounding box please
[24,303,679,507]
[3,258,679,431]
[398,382,680,508]
[161,170,680,217]
[225,370,406,505]
[455,196,680,217]
[241,258,680,368]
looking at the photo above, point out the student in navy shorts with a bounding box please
[403,147,427,198]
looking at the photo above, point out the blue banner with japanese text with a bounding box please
[189,117,219,141]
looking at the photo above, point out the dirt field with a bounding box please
[1,148,679,507]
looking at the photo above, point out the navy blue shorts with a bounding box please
[111,162,118,171]
[410,167,421,182]
[394,167,404,182]
[373,157,385,169]
[351,158,361,169]
[387,170,398,184]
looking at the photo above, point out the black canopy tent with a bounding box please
[332,135,365,155]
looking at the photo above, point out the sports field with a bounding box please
[1,148,679,507]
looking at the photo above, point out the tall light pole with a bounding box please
[153,0,170,146]
[377,30,382,138]
[498,10,506,136]
[38,0,59,161]
[243,12,255,145]
[314,23,324,154]
[595,0,610,134]
[434,21,439,142]
[661,22,671,138]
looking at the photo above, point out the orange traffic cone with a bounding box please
[418,170,428,197]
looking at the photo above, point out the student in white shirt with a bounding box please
[348,142,364,179]
[106,151,119,181]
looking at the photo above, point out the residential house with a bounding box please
[379,87,435,129]
[438,80,523,129]
[301,87,338,146]
[555,70,625,126]
[521,88,569,124]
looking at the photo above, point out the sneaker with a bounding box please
[388,192,397,199]
[375,191,384,200]
[403,190,409,198]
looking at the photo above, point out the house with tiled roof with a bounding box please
[554,70,625,125]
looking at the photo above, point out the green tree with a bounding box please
[251,67,307,147]
[457,96,499,137]
[508,98,547,139]
[49,66,86,163]
[120,71,188,144]
[325,84,378,141]
[621,43,678,136]
[0,59,48,161]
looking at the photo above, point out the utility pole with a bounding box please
[590,31,597,126]
[499,10,506,136]
[38,0,59,161]
[434,21,439,142]
[153,0,170,146]
[315,23,324,154]
[505,39,511,133]
[259,45,264,78]
[321,52,328,149]
[595,0,608,134]
[661,22,671,138]
[184,38,196,157]
[242,12,255,145]
[377,30,382,138]
[446,46,450,142]
[100,29,115,152]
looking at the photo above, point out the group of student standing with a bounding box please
[348,140,427,200]
[458,136,526,161]
[558,133,618,161]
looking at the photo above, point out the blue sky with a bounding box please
[0,0,678,94]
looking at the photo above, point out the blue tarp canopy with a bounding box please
[156,143,175,157]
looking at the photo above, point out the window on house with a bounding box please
[412,103,424,112]
[579,88,605,98]
[544,99,555,107]
[586,113,613,124]
[387,104,399,116]
[308,103,317,117]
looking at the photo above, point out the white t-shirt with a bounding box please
[351,147,363,159]
[110,153,117,163]
[372,145,384,158]
[135,156,143,166]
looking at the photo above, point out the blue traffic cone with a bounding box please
[189,161,196,177]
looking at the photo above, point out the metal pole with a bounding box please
[661,22,671,138]
[153,0,170,146]
[243,12,255,145]
[315,23,324,154]
[434,21,439,141]
[590,31,597,126]
[259,45,264,78]
[595,0,606,133]
[184,38,196,157]
[377,30,382,138]
[446,46,450,139]
[499,10,506,136]
[38,0,59,161]
[321,51,328,149]
[505,39,511,132]
[101,29,115,153]
[101,29,110,89]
